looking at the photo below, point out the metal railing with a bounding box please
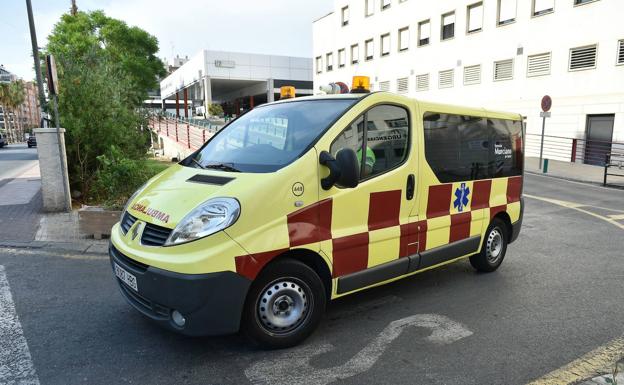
[604,152,624,186]
[146,109,225,151]
[525,133,624,167]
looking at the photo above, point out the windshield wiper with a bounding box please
[203,163,241,172]
[190,157,206,169]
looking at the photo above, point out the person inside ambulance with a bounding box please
[357,145,376,176]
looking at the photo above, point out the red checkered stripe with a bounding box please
[234,176,522,281]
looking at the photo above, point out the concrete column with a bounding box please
[203,76,212,116]
[267,78,275,103]
[33,128,71,212]
[250,95,254,109]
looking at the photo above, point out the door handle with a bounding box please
[406,174,415,200]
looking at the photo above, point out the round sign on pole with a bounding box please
[541,95,552,112]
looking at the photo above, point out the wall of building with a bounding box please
[313,0,624,152]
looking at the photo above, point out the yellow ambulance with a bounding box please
[109,78,524,348]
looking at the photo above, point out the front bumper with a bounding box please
[109,244,251,336]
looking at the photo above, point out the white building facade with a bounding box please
[160,50,312,118]
[313,0,624,163]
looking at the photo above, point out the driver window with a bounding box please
[330,104,409,179]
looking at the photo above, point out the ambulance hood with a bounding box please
[126,164,256,229]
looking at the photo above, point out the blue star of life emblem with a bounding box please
[453,183,470,212]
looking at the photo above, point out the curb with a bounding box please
[0,240,108,255]
[526,170,624,190]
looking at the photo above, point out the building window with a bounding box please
[397,77,408,93]
[416,73,429,91]
[381,0,391,11]
[366,0,375,16]
[463,64,481,85]
[527,52,551,77]
[418,20,430,46]
[315,56,322,74]
[365,39,374,60]
[341,6,349,26]
[617,40,624,65]
[381,33,391,56]
[398,27,409,51]
[467,2,483,33]
[569,44,597,71]
[351,44,360,64]
[497,0,516,25]
[574,0,599,5]
[438,69,454,88]
[532,0,554,16]
[494,59,514,80]
[441,12,455,41]
[326,52,333,72]
[338,49,346,68]
[379,80,390,91]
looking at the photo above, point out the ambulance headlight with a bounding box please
[165,198,240,246]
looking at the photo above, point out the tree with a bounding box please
[53,49,150,198]
[0,81,25,143]
[46,10,166,103]
[208,103,224,117]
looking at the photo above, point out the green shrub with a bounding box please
[91,147,170,209]
[208,103,224,117]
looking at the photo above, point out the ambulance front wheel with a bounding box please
[242,258,326,349]
[470,218,508,272]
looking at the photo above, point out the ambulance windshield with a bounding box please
[186,99,357,173]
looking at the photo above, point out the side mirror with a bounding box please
[319,149,360,190]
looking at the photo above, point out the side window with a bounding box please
[490,118,522,177]
[424,112,521,182]
[366,105,409,177]
[423,113,489,182]
[330,105,409,180]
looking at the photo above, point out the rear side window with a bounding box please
[423,112,522,183]
[331,104,410,179]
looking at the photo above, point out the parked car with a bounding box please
[27,134,37,148]
[0,133,5,148]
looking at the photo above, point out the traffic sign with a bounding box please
[541,95,552,112]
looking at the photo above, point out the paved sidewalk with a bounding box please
[526,156,624,187]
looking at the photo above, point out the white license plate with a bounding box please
[114,263,138,292]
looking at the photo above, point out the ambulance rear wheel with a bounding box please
[470,218,508,272]
[242,258,326,349]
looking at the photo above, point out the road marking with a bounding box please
[527,336,624,385]
[608,214,624,220]
[245,314,472,385]
[524,194,624,231]
[0,265,40,385]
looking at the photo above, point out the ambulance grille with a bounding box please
[120,212,137,235]
[141,223,173,247]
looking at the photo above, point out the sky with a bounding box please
[0,0,334,80]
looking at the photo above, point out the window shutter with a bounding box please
[416,73,429,91]
[494,59,514,80]
[420,21,431,40]
[397,77,408,93]
[366,39,374,59]
[351,44,359,63]
[463,65,481,85]
[527,52,551,77]
[366,0,375,15]
[338,49,346,67]
[438,69,454,88]
[534,0,554,14]
[569,45,597,70]
[468,4,483,32]
[498,0,516,24]
[379,81,390,91]
[617,40,624,65]
[381,34,390,55]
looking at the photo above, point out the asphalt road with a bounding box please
[0,143,39,182]
[1,173,623,385]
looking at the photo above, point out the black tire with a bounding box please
[470,218,508,272]
[241,258,326,349]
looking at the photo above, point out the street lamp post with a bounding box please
[25,0,46,123]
